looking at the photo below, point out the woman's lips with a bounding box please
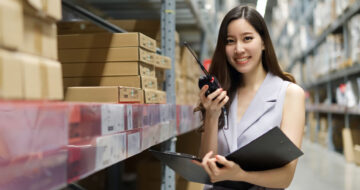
[235,56,250,65]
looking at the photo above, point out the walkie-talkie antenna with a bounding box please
[183,42,211,76]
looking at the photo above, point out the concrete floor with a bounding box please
[288,138,360,190]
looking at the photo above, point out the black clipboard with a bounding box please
[150,127,303,189]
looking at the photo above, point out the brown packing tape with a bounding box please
[0,49,23,99]
[0,0,23,50]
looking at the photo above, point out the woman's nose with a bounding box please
[235,42,245,54]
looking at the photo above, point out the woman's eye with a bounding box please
[226,39,235,44]
[244,36,253,41]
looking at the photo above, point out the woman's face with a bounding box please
[225,18,264,74]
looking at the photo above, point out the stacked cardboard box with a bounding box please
[59,32,166,104]
[175,46,202,105]
[0,0,63,100]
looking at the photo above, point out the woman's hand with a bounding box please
[193,151,246,183]
[199,85,229,118]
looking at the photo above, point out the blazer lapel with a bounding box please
[223,92,239,153]
[237,73,283,137]
[221,73,283,152]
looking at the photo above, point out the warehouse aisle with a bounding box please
[288,138,360,190]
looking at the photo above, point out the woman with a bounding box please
[193,5,305,190]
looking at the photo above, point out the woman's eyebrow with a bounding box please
[227,32,254,36]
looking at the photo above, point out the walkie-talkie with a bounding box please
[183,42,228,130]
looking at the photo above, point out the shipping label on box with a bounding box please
[0,49,23,99]
[101,104,125,135]
[118,86,142,103]
[59,47,155,65]
[0,0,23,50]
[143,89,158,104]
[58,32,156,52]
[141,76,157,89]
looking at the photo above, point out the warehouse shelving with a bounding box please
[287,0,360,72]
[0,101,201,190]
[60,0,215,190]
[273,0,360,155]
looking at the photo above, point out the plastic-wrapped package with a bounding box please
[141,124,160,150]
[142,104,150,128]
[100,104,125,135]
[69,104,101,141]
[127,129,142,158]
[149,104,160,127]
[0,101,69,190]
[67,138,96,183]
[95,132,127,170]
[0,148,67,190]
[130,104,143,130]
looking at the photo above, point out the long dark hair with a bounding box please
[196,5,295,131]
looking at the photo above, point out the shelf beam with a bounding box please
[302,61,360,89]
[62,0,127,33]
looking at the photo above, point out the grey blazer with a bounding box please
[205,72,290,190]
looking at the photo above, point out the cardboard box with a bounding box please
[58,33,157,53]
[157,90,167,104]
[0,0,23,50]
[59,47,155,65]
[143,89,166,104]
[154,54,172,69]
[354,145,360,166]
[23,0,62,21]
[342,128,360,162]
[65,86,142,103]
[19,52,42,99]
[20,14,58,60]
[0,49,23,99]
[62,62,155,77]
[40,58,63,100]
[63,76,157,90]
